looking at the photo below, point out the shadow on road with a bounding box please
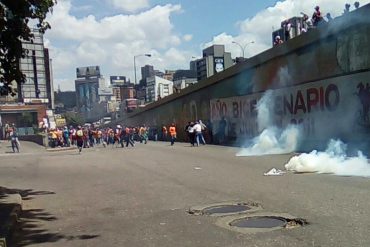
[0,186,100,246]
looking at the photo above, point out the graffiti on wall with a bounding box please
[210,71,370,144]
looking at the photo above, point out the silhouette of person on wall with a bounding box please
[217,117,227,144]
[356,82,370,123]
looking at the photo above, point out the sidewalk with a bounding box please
[0,187,22,246]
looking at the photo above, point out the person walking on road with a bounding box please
[9,129,20,153]
[76,126,84,154]
[162,125,168,141]
[169,123,177,146]
[198,120,207,144]
[193,121,206,146]
[185,121,195,146]
[125,127,135,147]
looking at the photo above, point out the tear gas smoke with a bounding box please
[237,90,300,156]
[236,125,300,156]
[285,139,370,177]
[256,90,273,132]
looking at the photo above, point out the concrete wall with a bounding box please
[19,134,45,146]
[118,5,370,148]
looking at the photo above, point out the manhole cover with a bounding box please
[203,205,251,215]
[230,216,287,228]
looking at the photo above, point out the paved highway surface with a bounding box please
[0,141,369,246]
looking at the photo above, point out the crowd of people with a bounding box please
[48,125,152,153]
[47,119,210,153]
[274,2,361,46]
[184,120,207,147]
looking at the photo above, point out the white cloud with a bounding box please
[109,0,149,13]
[183,34,193,42]
[45,0,188,90]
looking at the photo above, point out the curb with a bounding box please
[0,194,22,246]
[46,147,76,152]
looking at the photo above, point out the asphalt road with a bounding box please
[0,141,369,247]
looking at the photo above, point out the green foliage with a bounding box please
[63,112,85,127]
[0,0,56,96]
[55,91,77,109]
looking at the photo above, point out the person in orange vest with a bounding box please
[169,123,177,146]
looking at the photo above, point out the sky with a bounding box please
[43,0,369,91]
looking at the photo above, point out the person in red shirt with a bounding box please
[312,6,323,27]
[169,123,177,146]
[76,126,84,153]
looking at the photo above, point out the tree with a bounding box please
[0,0,56,96]
[63,112,85,127]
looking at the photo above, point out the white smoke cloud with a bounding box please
[285,139,370,177]
[237,90,301,156]
[256,90,273,131]
[236,125,300,156]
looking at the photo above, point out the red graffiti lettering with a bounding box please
[307,88,319,112]
[281,84,340,115]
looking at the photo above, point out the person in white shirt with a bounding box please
[193,121,206,146]
[283,20,292,40]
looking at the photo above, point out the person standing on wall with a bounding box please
[169,123,177,146]
[312,6,323,27]
[283,19,292,41]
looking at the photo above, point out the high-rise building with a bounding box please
[140,65,155,86]
[173,70,197,91]
[190,44,233,82]
[0,29,54,138]
[146,76,173,103]
[110,76,134,104]
[75,66,105,120]
[110,76,127,86]
[163,70,176,81]
[18,30,54,108]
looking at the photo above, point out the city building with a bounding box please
[190,44,233,82]
[125,98,139,113]
[75,66,106,120]
[110,76,127,86]
[0,29,54,107]
[154,70,164,78]
[0,29,54,138]
[145,76,173,103]
[110,76,135,104]
[98,87,114,102]
[135,88,147,105]
[173,70,197,91]
[140,65,155,86]
[18,30,54,108]
[163,70,176,81]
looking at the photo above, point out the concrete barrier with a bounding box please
[117,5,370,149]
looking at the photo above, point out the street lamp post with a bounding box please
[134,53,151,85]
[232,41,254,58]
